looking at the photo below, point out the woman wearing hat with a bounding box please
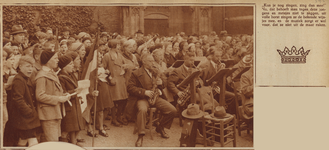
[57,55,85,146]
[65,51,81,81]
[82,37,92,49]
[11,56,41,147]
[65,51,95,138]
[175,41,189,60]
[69,42,86,73]
[103,39,129,127]
[93,52,114,136]
[172,41,180,56]
[163,42,176,68]
[35,50,70,141]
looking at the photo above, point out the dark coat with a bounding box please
[167,64,191,95]
[102,50,128,101]
[11,71,40,130]
[199,60,217,86]
[125,66,165,120]
[175,51,185,60]
[164,53,176,68]
[58,71,84,132]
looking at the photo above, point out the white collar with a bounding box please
[144,67,152,78]
[210,60,217,69]
[42,66,52,72]
[183,64,189,71]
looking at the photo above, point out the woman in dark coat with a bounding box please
[11,56,40,147]
[57,55,85,146]
[175,41,189,60]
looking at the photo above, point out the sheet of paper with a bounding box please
[77,79,90,112]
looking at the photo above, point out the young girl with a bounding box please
[93,52,114,136]
[58,55,85,146]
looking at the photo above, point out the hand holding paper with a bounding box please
[76,87,84,94]
[92,90,99,97]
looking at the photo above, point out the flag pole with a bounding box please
[55,28,59,52]
[92,27,100,147]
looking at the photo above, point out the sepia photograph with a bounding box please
[2,4,254,148]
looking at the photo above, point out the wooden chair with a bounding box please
[196,88,236,147]
[201,113,237,147]
[133,107,160,140]
[237,94,253,136]
[232,75,253,136]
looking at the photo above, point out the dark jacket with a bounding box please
[175,51,185,60]
[11,71,40,130]
[199,60,217,86]
[164,53,176,68]
[125,66,165,120]
[58,71,84,132]
[167,64,191,95]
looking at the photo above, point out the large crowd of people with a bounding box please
[2,23,254,147]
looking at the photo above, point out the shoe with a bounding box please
[117,116,128,125]
[105,116,112,120]
[99,129,109,137]
[112,120,123,127]
[103,124,110,130]
[59,137,69,142]
[77,139,85,143]
[135,136,143,147]
[156,126,169,139]
[76,142,84,147]
[87,130,98,137]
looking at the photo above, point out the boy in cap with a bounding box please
[35,50,71,141]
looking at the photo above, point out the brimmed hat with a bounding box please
[11,25,27,35]
[136,30,143,34]
[77,32,87,39]
[70,42,84,52]
[182,103,204,119]
[213,106,231,119]
[65,51,79,60]
[101,32,108,37]
[219,30,228,36]
[62,26,70,32]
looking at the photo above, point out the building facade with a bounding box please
[93,6,253,36]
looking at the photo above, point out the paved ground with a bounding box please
[78,118,253,148]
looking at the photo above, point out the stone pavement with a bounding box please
[78,118,253,148]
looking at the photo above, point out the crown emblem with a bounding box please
[277,46,310,64]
